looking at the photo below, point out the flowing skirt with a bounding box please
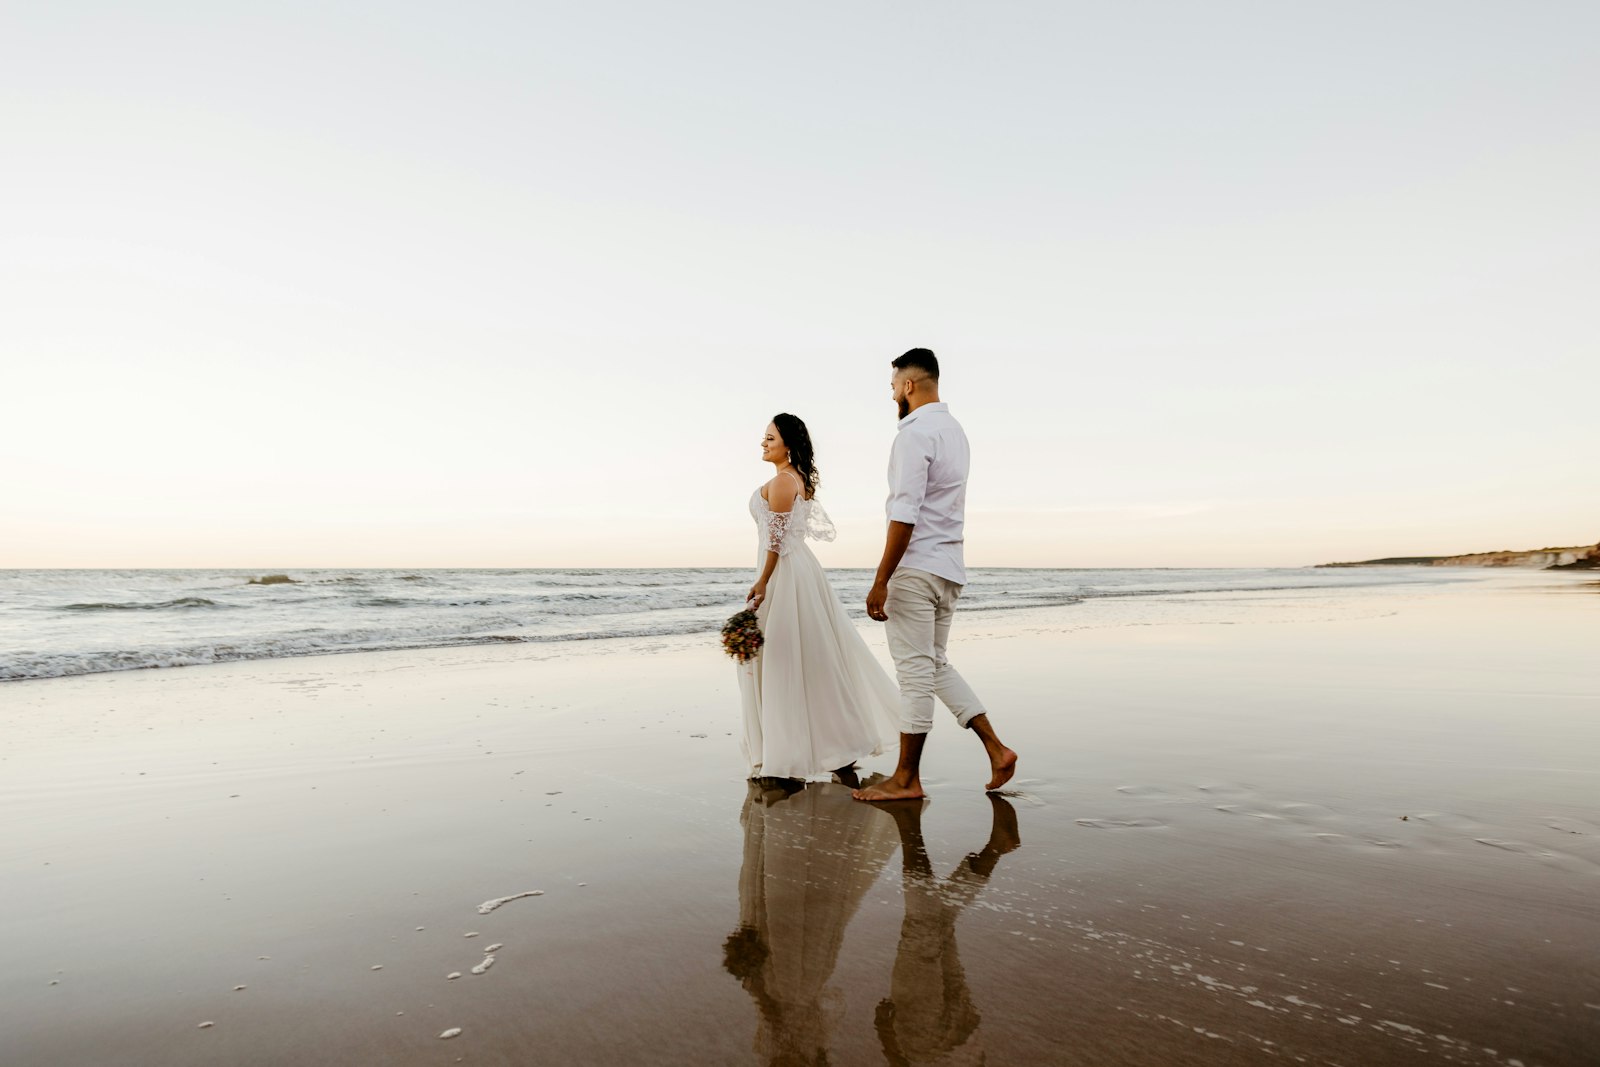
[736,542,902,779]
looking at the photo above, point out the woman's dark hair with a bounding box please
[771,412,819,498]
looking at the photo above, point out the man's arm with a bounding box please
[871,430,931,621]
[866,521,914,621]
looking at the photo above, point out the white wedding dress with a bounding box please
[737,482,902,779]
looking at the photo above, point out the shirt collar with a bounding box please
[897,401,948,430]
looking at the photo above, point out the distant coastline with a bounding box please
[1318,542,1599,570]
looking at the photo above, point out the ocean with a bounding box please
[0,566,1469,682]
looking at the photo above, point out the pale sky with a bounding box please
[3,2,1595,569]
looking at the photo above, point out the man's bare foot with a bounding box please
[984,747,1018,792]
[852,778,925,803]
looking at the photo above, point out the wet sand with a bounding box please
[2,572,1597,1066]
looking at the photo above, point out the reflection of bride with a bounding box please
[723,779,899,1066]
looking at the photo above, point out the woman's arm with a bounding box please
[747,476,799,608]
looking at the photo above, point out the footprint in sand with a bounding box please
[1213,804,1283,820]
[1115,784,1177,799]
[1209,791,1343,830]
[1473,838,1598,874]
[1313,831,1404,850]
[1193,781,1255,799]
[1410,812,1484,832]
[1276,801,1339,824]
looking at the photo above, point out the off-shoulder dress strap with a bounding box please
[783,468,808,498]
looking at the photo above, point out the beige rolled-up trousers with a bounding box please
[884,567,986,734]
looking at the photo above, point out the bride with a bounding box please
[737,413,902,785]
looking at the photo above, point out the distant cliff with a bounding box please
[1548,544,1600,570]
[1319,542,1599,570]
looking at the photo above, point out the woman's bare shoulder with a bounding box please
[765,473,799,509]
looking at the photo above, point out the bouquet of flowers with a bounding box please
[721,608,764,663]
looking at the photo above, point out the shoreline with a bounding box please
[3,564,1483,685]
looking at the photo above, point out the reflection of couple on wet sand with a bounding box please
[737,349,1018,801]
[724,779,1022,1066]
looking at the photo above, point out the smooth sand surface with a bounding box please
[2,572,1597,1066]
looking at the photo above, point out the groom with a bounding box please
[854,349,1018,802]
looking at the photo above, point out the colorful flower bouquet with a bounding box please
[721,608,764,663]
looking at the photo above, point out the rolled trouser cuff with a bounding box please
[935,664,986,729]
[898,692,936,734]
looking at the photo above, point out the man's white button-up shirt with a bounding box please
[885,402,970,586]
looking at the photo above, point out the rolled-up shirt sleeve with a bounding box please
[886,430,931,525]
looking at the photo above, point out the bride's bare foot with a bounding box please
[852,777,925,803]
[984,746,1018,792]
[832,763,861,789]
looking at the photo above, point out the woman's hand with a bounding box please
[746,582,768,610]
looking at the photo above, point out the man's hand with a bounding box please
[866,582,889,622]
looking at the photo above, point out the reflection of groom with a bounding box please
[856,348,1018,803]
[875,795,1022,1065]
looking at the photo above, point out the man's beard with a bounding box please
[897,396,910,419]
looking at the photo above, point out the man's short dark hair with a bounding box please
[891,348,939,380]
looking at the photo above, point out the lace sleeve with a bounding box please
[805,499,836,543]
[766,510,794,555]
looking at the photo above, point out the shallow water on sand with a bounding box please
[0,573,1595,1065]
